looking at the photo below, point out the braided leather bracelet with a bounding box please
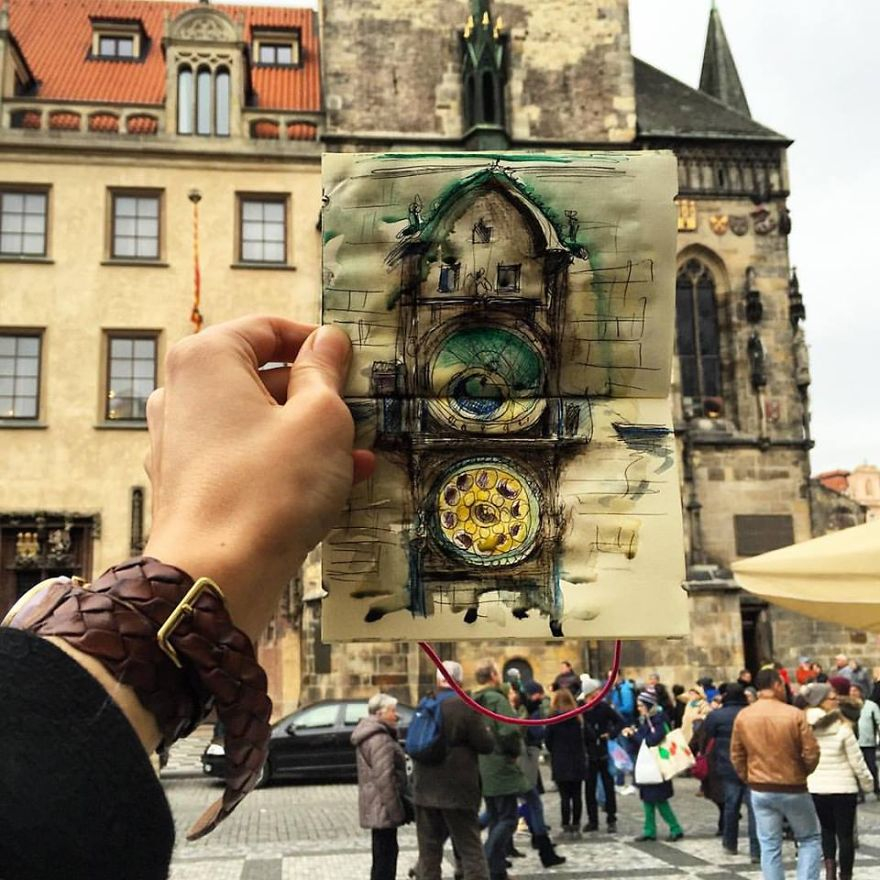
[1,556,272,840]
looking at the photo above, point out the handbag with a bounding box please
[634,739,664,785]
[650,727,696,781]
[691,737,715,782]
[608,738,634,774]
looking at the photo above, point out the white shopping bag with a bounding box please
[634,739,664,785]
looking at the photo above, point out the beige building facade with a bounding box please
[0,0,322,716]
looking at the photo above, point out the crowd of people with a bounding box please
[352,654,880,880]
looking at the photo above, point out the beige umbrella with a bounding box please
[732,520,880,631]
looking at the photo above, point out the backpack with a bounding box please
[405,690,456,764]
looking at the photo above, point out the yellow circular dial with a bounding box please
[434,461,541,567]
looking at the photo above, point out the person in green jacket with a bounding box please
[473,659,530,880]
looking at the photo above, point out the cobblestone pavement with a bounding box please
[164,767,880,880]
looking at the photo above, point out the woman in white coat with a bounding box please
[802,682,874,880]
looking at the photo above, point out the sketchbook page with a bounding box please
[323,395,686,641]
[323,152,677,400]
[321,151,686,642]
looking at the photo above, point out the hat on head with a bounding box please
[523,680,544,697]
[802,682,832,708]
[799,656,811,664]
[579,675,601,697]
[637,690,658,707]
[829,676,851,697]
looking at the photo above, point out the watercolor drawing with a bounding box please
[321,152,688,641]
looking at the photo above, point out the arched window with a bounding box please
[196,67,212,136]
[177,66,193,134]
[482,71,496,124]
[215,67,230,137]
[676,258,722,407]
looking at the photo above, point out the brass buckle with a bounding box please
[156,577,225,668]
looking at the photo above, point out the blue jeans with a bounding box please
[484,795,519,876]
[520,787,547,835]
[751,790,821,880]
[722,776,760,857]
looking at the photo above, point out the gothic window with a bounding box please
[215,68,230,136]
[482,71,496,124]
[196,67,212,135]
[177,66,193,134]
[178,65,230,137]
[676,259,722,411]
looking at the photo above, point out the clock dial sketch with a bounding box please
[321,151,688,641]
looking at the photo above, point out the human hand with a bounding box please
[143,316,375,640]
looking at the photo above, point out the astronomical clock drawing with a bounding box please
[321,152,688,642]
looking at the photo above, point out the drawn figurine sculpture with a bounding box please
[321,152,687,641]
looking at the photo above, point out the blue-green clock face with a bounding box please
[427,325,546,433]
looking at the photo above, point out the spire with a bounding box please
[699,4,751,117]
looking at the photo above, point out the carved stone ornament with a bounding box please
[171,8,239,43]
[709,214,729,235]
[729,215,749,236]
[751,206,777,236]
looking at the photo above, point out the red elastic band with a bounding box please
[417,639,622,726]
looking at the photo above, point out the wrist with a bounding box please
[144,532,308,642]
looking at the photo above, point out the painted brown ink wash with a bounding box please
[321,151,688,641]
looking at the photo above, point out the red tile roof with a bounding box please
[8,0,320,111]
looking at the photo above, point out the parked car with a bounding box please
[201,698,414,785]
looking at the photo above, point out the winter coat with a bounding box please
[473,685,529,797]
[351,717,407,830]
[805,707,874,795]
[611,680,636,722]
[856,698,880,748]
[582,702,623,763]
[730,696,819,792]
[544,713,586,782]
[701,698,748,780]
[412,692,495,811]
[679,697,710,745]
[630,708,674,804]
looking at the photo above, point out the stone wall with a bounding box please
[319,0,634,144]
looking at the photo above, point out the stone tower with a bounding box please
[300,1,872,702]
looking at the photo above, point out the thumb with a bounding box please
[287,324,352,398]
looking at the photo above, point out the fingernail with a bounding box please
[311,324,352,363]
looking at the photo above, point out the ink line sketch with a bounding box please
[321,152,688,641]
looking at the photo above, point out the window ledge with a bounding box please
[0,420,47,429]
[230,262,297,271]
[0,256,53,265]
[101,260,169,268]
[95,421,148,430]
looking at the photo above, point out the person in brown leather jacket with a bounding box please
[730,667,821,880]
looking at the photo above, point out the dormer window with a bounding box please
[90,18,145,61]
[99,36,134,58]
[252,29,301,67]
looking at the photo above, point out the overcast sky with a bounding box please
[228,0,877,474]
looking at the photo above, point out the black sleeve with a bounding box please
[0,628,175,880]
